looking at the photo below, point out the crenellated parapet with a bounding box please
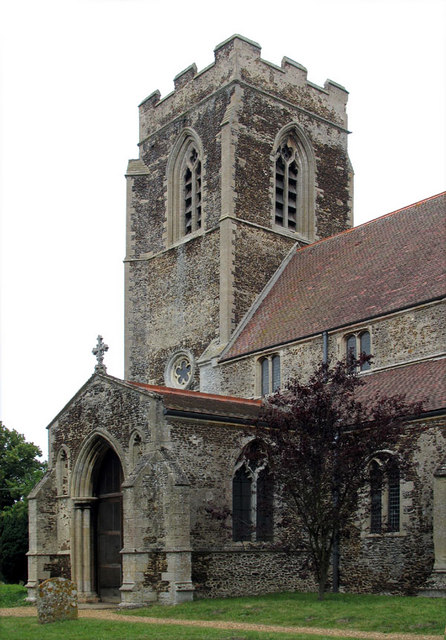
[138,34,349,142]
[125,34,354,387]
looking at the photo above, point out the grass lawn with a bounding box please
[1,585,444,638]
[0,583,31,607]
[124,591,445,636]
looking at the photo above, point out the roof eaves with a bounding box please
[220,295,446,363]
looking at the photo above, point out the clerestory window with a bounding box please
[346,330,371,371]
[259,354,281,396]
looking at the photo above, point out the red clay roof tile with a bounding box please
[129,358,445,418]
[355,357,446,413]
[223,193,446,360]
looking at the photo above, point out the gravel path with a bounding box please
[0,606,442,640]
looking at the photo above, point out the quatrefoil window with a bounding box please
[174,358,192,386]
[165,350,195,389]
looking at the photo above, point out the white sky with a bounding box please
[1,0,445,460]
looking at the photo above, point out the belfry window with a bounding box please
[167,130,204,245]
[183,146,202,236]
[273,125,315,241]
[232,441,273,542]
[275,141,299,231]
[259,354,281,395]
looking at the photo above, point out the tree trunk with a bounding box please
[317,562,329,600]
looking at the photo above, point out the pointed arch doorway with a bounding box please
[93,447,123,601]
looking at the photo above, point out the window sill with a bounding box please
[361,531,406,539]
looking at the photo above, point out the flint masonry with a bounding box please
[27,35,446,606]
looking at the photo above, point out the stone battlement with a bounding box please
[138,34,349,141]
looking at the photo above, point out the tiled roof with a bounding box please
[129,357,445,420]
[129,381,261,422]
[223,193,446,360]
[355,357,446,414]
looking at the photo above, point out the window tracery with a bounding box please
[167,130,204,245]
[273,125,315,241]
[232,441,273,542]
[183,145,202,236]
[165,350,195,389]
[345,330,371,371]
[275,141,299,231]
[369,455,400,534]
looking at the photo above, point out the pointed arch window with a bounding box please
[167,130,204,245]
[275,141,299,231]
[273,126,315,241]
[232,441,273,542]
[369,455,400,534]
[183,145,202,236]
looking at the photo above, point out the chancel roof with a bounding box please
[222,192,446,361]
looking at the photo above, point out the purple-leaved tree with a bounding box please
[257,358,420,600]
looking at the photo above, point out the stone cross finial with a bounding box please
[92,335,108,373]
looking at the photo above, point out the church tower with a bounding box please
[124,35,353,388]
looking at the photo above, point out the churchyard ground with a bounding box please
[0,585,444,639]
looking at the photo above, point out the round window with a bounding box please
[165,350,195,389]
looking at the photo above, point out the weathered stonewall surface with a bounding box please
[37,577,78,624]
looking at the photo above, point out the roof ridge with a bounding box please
[295,190,446,257]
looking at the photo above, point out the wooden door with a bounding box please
[95,449,123,601]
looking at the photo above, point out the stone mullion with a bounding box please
[283,161,290,228]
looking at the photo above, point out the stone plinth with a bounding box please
[37,577,78,624]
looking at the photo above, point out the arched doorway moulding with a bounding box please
[70,431,126,602]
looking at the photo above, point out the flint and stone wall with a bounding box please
[125,35,353,386]
[202,300,445,397]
